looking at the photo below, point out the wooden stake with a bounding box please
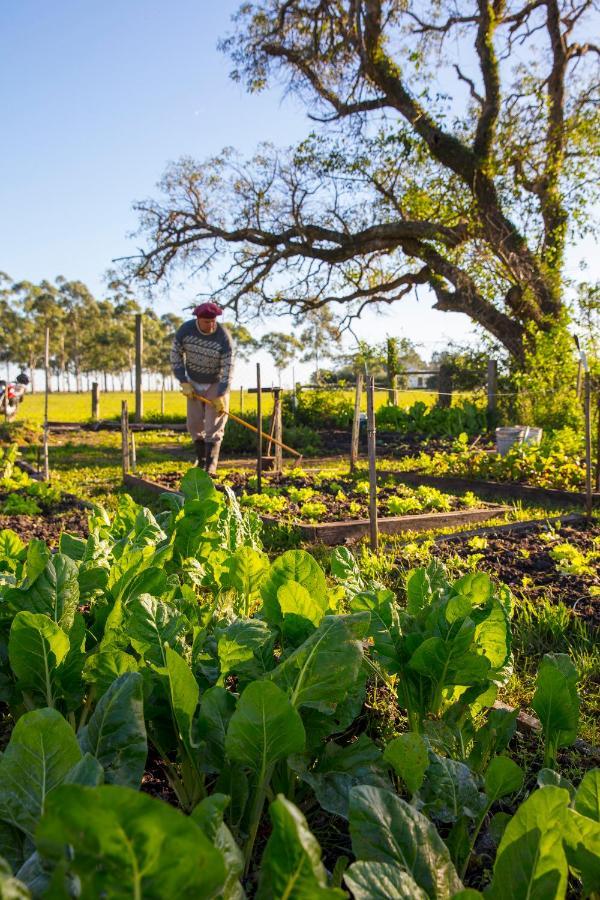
[256,364,262,494]
[438,364,453,409]
[239,386,244,414]
[135,313,143,423]
[350,374,363,472]
[596,384,600,492]
[43,326,50,481]
[130,431,137,474]
[161,380,165,415]
[366,374,378,551]
[273,388,283,474]
[487,359,497,427]
[121,400,130,476]
[584,370,592,519]
[91,382,100,421]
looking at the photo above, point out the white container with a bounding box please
[495,426,543,456]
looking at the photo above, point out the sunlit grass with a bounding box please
[13,387,442,426]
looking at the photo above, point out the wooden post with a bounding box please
[121,400,130,476]
[91,382,100,421]
[256,364,262,494]
[161,380,165,415]
[42,326,50,481]
[130,431,137,474]
[366,375,378,552]
[438,364,453,409]
[272,388,283,474]
[350,374,363,472]
[135,313,143,423]
[239,386,244,414]
[487,359,498,428]
[596,383,600,492]
[584,370,592,519]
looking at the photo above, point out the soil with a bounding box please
[436,519,600,627]
[0,498,89,546]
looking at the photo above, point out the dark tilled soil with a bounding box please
[436,520,600,626]
[0,503,89,546]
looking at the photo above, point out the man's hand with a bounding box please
[180,382,194,398]
[212,396,226,414]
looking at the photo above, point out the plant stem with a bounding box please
[76,686,96,733]
[244,764,274,876]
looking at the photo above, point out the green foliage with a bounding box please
[515,322,583,432]
[0,476,596,895]
[532,653,580,768]
[283,387,354,429]
[36,785,226,899]
[377,400,487,438]
[401,431,587,492]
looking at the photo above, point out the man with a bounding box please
[171,302,235,475]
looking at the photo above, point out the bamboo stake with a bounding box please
[121,400,130,476]
[350,374,363,472]
[43,326,50,481]
[135,313,143,423]
[256,364,262,494]
[366,374,378,551]
[130,431,137,474]
[584,369,592,519]
[273,388,283,474]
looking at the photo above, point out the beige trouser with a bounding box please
[186,382,229,443]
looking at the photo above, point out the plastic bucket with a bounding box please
[495,426,543,456]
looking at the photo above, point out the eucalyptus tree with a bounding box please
[261,331,302,383]
[128,0,599,363]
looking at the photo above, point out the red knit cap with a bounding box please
[193,302,223,319]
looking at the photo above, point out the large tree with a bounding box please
[128,0,599,361]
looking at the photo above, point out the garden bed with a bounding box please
[0,450,90,544]
[0,503,89,546]
[434,517,600,627]
[125,468,509,544]
[391,470,600,507]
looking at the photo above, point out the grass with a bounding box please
[12,387,440,426]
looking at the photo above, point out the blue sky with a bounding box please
[1,1,596,385]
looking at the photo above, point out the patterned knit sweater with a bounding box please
[171,321,235,392]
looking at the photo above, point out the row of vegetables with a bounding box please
[0,468,597,898]
[0,444,62,515]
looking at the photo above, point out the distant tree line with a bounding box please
[0,273,184,393]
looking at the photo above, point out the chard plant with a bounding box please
[0,469,596,898]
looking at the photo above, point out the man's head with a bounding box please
[193,302,222,334]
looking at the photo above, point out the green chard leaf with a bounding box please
[8,611,69,708]
[0,709,82,840]
[225,680,305,774]
[349,785,464,898]
[486,786,570,900]
[261,549,327,627]
[78,672,147,788]
[532,653,579,760]
[383,733,429,796]
[268,612,369,712]
[36,785,226,899]
[256,795,345,899]
[344,860,428,900]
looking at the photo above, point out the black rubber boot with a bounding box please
[194,438,206,468]
[205,441,221,476]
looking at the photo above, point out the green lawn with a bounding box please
[14,387,439,426]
